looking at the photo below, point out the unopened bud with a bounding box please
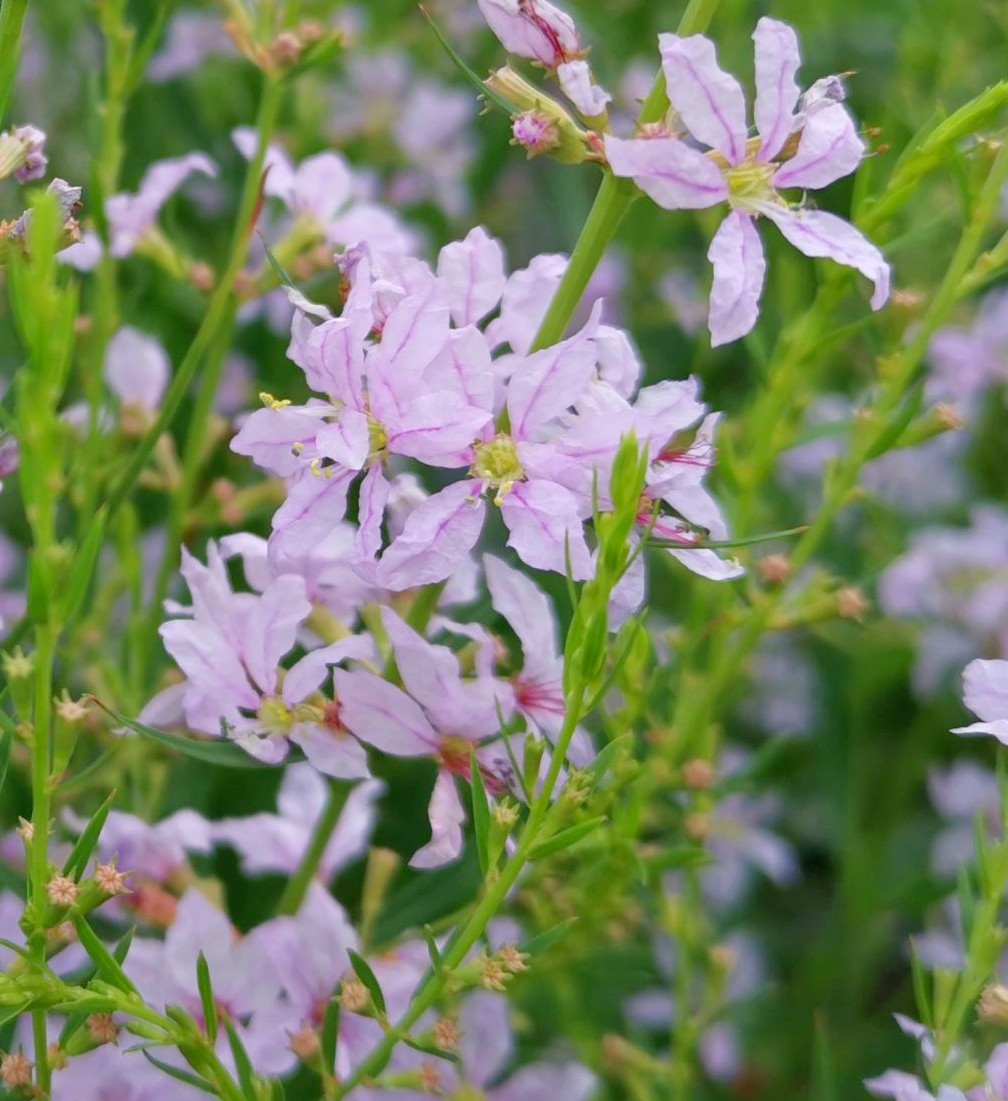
[2,648,34,680]
[499,944,530,974]
[189,261,214,292]
[55,690,90,724]
[681,759,715,791]
[289,1025,320,1060]
[87,1013,119,1045]
[485,68,587,164]
[512,110,561,158]
[433,1017,460,1052]
[479,954,509,992]
[0,1051,32,1088]
[836,586,869,621]
[340,977,370,1014]
[979,983,1008,1026]
[758,554,793,585]
[95,861,131,897]
[47,875,80,907]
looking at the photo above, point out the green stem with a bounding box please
[524,0,722,357]
[275,781,350,916]
[0,0,29,126]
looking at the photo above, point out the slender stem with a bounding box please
[334,677,587,1097]
[0,0,29,126]
[275,781,349,916]
[525,0,722,357]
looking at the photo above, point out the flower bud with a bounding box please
[512,110,561,158]
[979,983,1008,1026]
[485,68,588,164]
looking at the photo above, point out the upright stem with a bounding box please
[525,0,722,356]
[275,781,350,916]
[0,0,29,126]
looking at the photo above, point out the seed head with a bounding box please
[499,944,530,974]
[0,1051,32,1089]
[95,861,131,897]
[433,1016,460,1052]
[289,1025,321,1060]
[87,1014,119,1045]
[340,976,370,1014]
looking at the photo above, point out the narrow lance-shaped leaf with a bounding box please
[88,697,273,770]
[529,816,607,860]
[141,1050,216,1095]
[196,952,218,1044]
[71,915,139,995]
[469,749,491,875]
[320,989,341,1076]
[347,949,386,1016]
[63,790,116,880]
[224,1019,257,1098]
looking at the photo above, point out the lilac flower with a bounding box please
[232,129,417,258]
[929,287,1008,406]
[104,326,170,413]
[215,762,384,882]
[952,658,1008,744]
[337,606,515,868]
[0,123,47,182]
[157,544,375,775]
[147,11,236,82]
[878,506,1008,694]
[52,1043,204,1101]
[60,152,217,270]
[606,18,890,345]
[127,890,296,1076]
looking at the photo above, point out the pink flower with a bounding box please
[157,544,374,776]
[477,0,582,68]
[337,606,516,868]
[103,326,170,412]
[60,151,217,270]
[605,18,889,345]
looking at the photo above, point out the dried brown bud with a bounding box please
[433,1017,461,1052]
[979,984,1008,1026]
[46,875,80,907]
[95,861,131,897]
[87,1013,119,1046]
[0,1050,32,1088]
[684,813,710,842]
[499,944,530,974]
[836,586,870,621]
[289,1025,321,1060]
[340,976,370,1014]
[189,261,214,292]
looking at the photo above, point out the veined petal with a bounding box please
[334,669,439,757]
[706,211,767,347]
[289,723,372,779]
[764,206,890,309]
[242,575,311,696]
[604,135,727,211]
[315,408,370,472]
[659,33,748,164]
[436,226,506,328]
[484,554,559,667]
[772,103,864,190]
[377,481,486,591]
[753,18,802,162]
[356,464,390,563]
[269,467,353,561]
[387,392,491,467]
[283,636,376,706]
[500,480,592,579]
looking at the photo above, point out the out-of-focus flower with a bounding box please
[215,762,384,881]
[0,124,47,182]
[60,152,216,270]
[147,11,237,81]
[606,18,889,345]
[103,326,170,415]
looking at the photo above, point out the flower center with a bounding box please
[452,1087,489,1101]
[366,412,388,457]
[471,434,524,505]
[725,159,777,213]
[257,696,294,734]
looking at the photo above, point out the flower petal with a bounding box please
[752,18,802,162]
[659,32,748,163]
[557,60,612,118]
[269,467,353,561]
[290,723,372,779]
[604,135,727,211]
[764,206,890,309]
[315,408,370,472]
[334,669,439,757]
[436,226,506,328]
[706,211,767,346]
[410,772,466,869]
[500,480,592,579]
[377,481,486,591]
[772,103,864,190]
[961,658,1008,724]
[104,327,170,410]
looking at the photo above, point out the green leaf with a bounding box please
[423,924,443,974]
[529,816,606,861]
[196,952,218,1045]
[403,1033,461,1062]
[141,1049,216,1095]
[89,698,272,770]
[62,790,116,880]
[347,949,386,1016]
[61,506,108,625]
[71,915,138,994]
[587,735,631,783]
[224,1019,257,1097]
[419,5,514,114]
[522,917,579,958]
[320,992,341,1075]
[469,752,491,875]
[0,729,11,795]
[908,939,933,1028]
